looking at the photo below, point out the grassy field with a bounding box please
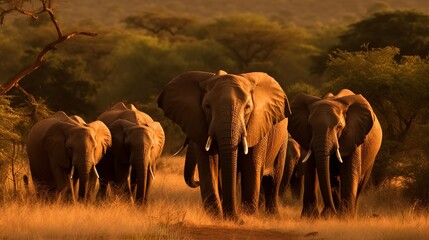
[0,155,428,239]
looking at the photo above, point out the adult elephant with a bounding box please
[279,136,307,200]
[158,70,291,220]
[27,111,112,201]
[96,102,165,204]
[288,89,382,217]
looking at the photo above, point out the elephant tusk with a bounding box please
[149,166,155,180]
[205,136,212,151]
[173,143,186,156]
[173,138,189,156]
[335,137,344,163]
[302,149,312,163]
[128,165,132,181]
[336,147,344,163]
[93,166,100,179]
[70,165,75,180]
[242,136,248,155]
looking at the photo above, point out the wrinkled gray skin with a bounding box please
[289,89,382,218]
[158,70,291,220]
[97,102,165,204]
[27,111,112,201]
[279,136,307,200]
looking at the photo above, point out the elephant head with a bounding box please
[44,112,112,200]
[109,119,165,204]
[288,89,375,215]
[158,70,290,218]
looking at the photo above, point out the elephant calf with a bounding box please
[279,136,307,200]
[96,102,165,204]
[27,111,112,201]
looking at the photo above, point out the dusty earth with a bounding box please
[178,226,320,240]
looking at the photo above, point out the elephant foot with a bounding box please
[224,214,245,225]
[241,203,257,215]
[301,207,319,219]
[321,207,337,218]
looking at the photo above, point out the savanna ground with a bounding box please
[0,156,428,239]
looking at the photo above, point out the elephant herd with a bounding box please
[27,102,165,204]
[26,70,382,222]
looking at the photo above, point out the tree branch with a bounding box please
[0,31,97,95]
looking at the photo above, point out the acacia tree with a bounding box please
[203,15,292,72]
[123,11,194,37]
[0,0,96,98]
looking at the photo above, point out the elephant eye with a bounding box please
[204,103,210,110]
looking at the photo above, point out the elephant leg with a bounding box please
[240,148,262,214]
[339,149,361,217]
[263,141,286,215]
[289,172,303,200]
[357,163,374,200]
[279,155,295,201]
[196,149,221,217]
[331,175,341,210]
[87,170,99,203]
[113,163,131,200]
[301,157,319,218]
[98,178,109,200]
[144,170,154,204]
[50,164,70,202]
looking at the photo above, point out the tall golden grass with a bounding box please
[0,155,428,239]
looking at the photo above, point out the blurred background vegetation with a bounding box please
[0,0,428,207]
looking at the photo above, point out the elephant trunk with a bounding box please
[219,144,238,220]
[184,143,199,188]
[76,159,92,201]
[217,115,240,219]
[313,137,337,216]
[133,159,150,204]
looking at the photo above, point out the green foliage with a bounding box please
[312,10,429,75]
[199,15,293,72]
[123,11,194,37]
[286,82,321,100]
[18,53,97,118]
[338,11,429,58]
[0,97,27,190]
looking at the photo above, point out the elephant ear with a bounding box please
[110,102,128,111]
[69,115,87,125]
[337,94,374,156]
[288,94,320,151]
[150,122,165,163]
[87,120,112,162]
[334,89,355,98]
[240,72,291,147]
[44,121,72,168]
[157,71,215,146]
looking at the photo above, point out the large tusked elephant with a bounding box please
[27,111,112,201]
[288,89,382,217]
[158,70,291,220]
[96,102,165,204]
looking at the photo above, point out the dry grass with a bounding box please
[0,155,428,239]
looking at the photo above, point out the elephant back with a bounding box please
[98,102,155,127]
